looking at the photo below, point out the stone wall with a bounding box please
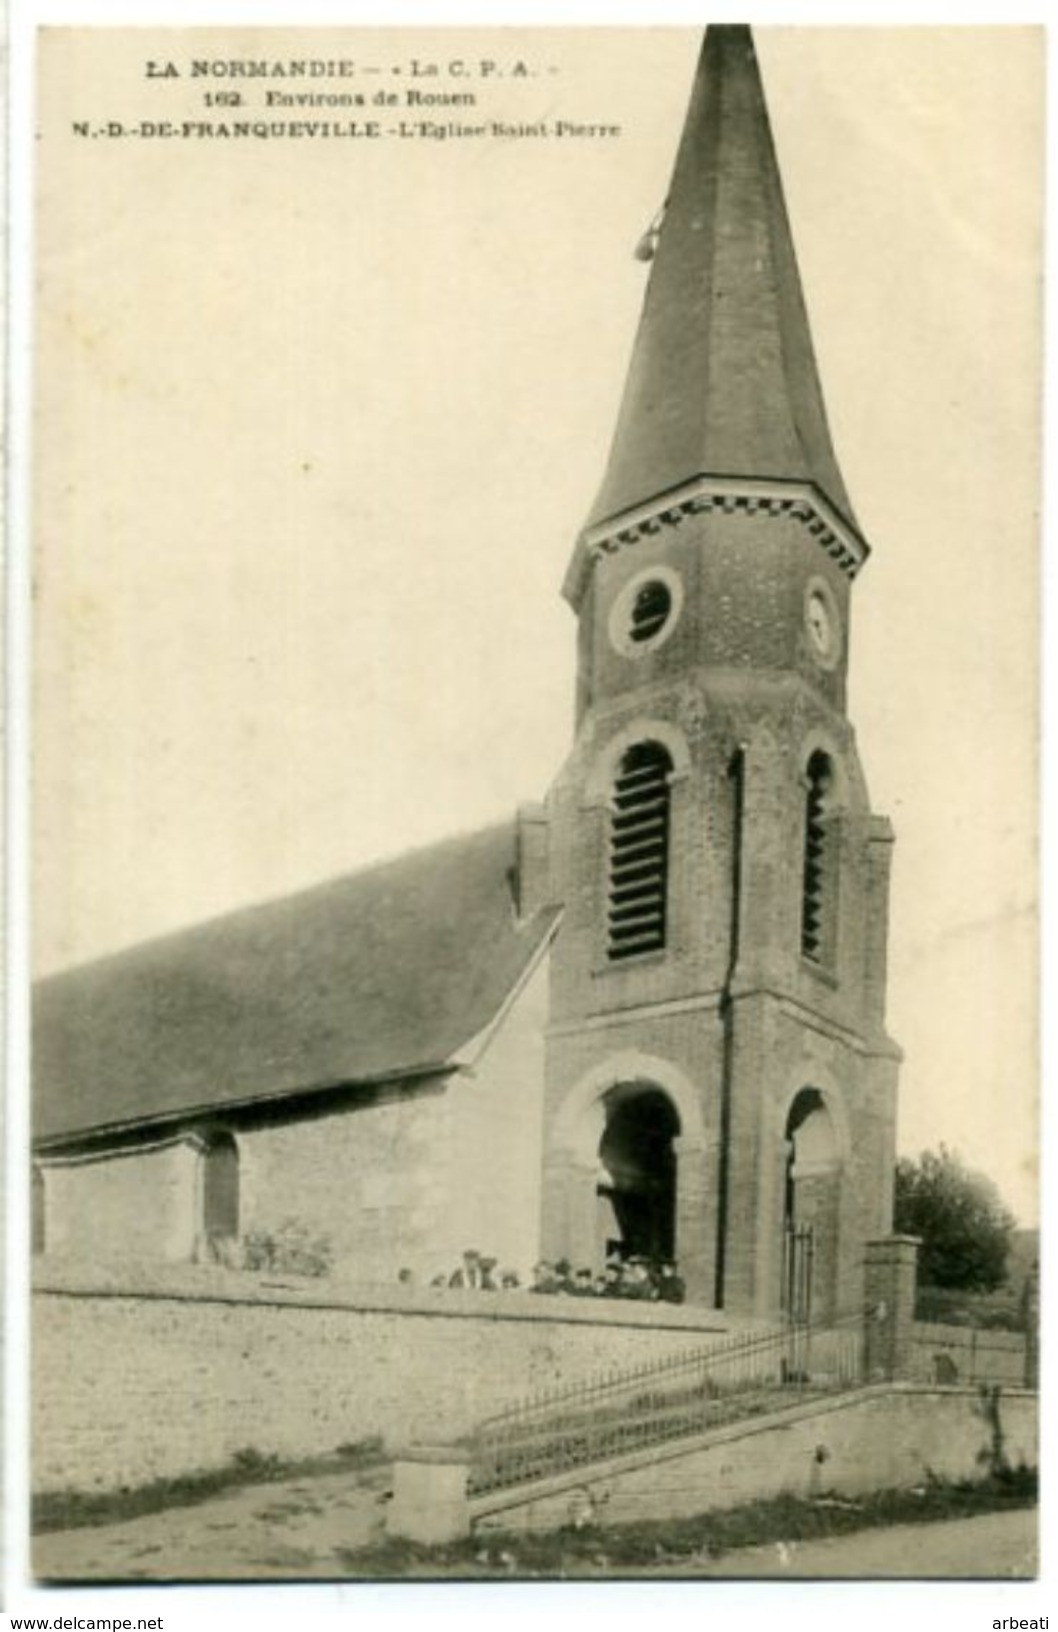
[909,1320,1028,1387]
[44,1139,201,1263]
[243,953,550,1284]
[473,1384,1039,1535]
[33,1259,737,1495]
[444,950,549,1277]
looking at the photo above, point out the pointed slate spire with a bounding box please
[585,26,857,538]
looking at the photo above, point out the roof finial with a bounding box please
[633,200,667,263]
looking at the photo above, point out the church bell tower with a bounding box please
[539,26,901,1317]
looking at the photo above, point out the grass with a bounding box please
[32,1437,385,1535]
[335,1467,1038,1578]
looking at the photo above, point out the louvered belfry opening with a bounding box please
[608,741,673,960]
[801,751,833,961]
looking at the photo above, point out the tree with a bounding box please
[893,1145,1017,1292]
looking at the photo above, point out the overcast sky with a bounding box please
[33,28,1041,1222]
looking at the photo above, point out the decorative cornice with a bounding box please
[547,990,724,1039]
[564,477,869,609]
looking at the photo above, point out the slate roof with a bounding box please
[584,26,858,537]
[34,821,560,1147]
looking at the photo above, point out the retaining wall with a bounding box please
[472,1384,1039,1535]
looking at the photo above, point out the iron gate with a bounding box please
[782,1221,815,1326]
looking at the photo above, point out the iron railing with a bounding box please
[468,1313,865,1497]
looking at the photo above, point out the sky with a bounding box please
[32,27,1042,1223]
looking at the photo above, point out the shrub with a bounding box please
[894,1146,1016,1294]
[241,1217,333,1278]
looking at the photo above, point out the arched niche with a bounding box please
[782,1086,844,1322]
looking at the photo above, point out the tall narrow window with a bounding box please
[608,741,673,960]
[203,1132,240,1243]
[32,1164,46,1256]
[801,751,833,963]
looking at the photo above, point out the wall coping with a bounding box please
[391,1443,473,1467]
[32,1256,747,1336]
[912,1319,1026,1350]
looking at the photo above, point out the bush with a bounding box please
[894,1146,1016,1293]
[230,1446,283,1480]
[241,1218,333,1278]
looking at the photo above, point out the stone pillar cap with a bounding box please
[391,1442,472,1465]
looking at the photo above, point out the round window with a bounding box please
[629,580,672,643]
[803,577,842,670]
[609,566,683,657]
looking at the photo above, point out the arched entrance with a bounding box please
[547,1052,709,1297]
[782,1088,841,1321]
[596,1085,680,1264]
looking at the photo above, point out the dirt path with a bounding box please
[33,1467,390,1582]
[34,1478,1037,1584]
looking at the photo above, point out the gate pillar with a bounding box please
[863,1235,920,1381]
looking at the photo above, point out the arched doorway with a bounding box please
[596,1085,680,1264]
[782,1088,841,1321]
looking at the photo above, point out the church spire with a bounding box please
[583,25,858,546]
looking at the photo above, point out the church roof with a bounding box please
[584,25,856,537]
[34,821,560,1147]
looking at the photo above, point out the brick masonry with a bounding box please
[541,503,900,1316]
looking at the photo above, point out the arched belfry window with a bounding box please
[607,741,673,961]
[202,1132,240,1244]
[801,750,836,964]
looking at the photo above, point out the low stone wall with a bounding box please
[33,1258,740,1495]
[910,1320,1027,1386]
[472,1384,1039,1535]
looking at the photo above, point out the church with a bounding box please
[33,27,901,1319]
